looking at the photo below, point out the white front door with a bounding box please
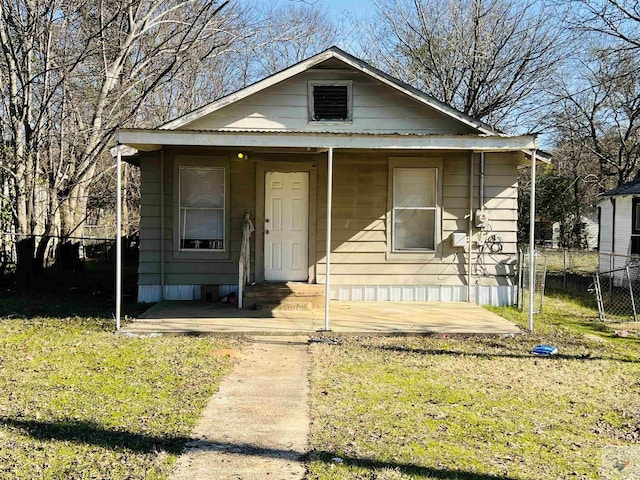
[264,171,309,281]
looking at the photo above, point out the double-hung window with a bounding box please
[179,166,225,251]
[390,163,440,253]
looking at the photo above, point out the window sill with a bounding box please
[386,250,441,262]
[308,120,353,125]
[172,250,231,261]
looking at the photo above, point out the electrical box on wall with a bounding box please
[475,210,490,228]
[451,232,467,248]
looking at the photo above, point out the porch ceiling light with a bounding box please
[236,152,249,161]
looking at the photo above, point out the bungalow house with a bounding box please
[116,47,539,308]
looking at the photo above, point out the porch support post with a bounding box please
[528,149,537,332]
[467,153,474,303]
[160,149,165,300]
[115,144,122,331]
[324,147,334,331]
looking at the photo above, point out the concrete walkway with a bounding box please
[171,336,310,480]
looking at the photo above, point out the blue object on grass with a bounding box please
[531,344,558,356]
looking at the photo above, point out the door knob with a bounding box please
[265,218,270,223]
[265,229,270,234]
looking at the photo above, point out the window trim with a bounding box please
[179,166,225,252]
[173,156,231,261]
[307,80,353,123]
[386,157,443,260]
[632,197,640,254]
[392,168,438,251]
[632,198,640,234]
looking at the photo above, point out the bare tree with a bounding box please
[365,0,568,129]
[0,0,237,281]
[242,0,339,80]
[549,0,640,190]
[553,50,640,188]
[570,0,640,51]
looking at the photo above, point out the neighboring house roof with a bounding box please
[160,46,499,136]
[600,179,640,198]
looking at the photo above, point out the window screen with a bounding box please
[392,168,437,251]
[179,167,225,250]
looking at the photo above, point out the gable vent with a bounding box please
[309,82,352,121]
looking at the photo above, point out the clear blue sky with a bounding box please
[319,0,373,19]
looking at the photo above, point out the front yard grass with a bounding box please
[308,293,640,479]
[0,314,242,479]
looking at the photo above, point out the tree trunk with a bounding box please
[14,236,35,286]
[56,182,90,270]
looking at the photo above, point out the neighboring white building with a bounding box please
[551,212,599,250]
[597,180,640,276]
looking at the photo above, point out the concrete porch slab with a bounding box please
[120,301,522,336]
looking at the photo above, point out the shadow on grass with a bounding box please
[0,416,189,454]
[311,451,517,480]
[377,344,640,363]
[0,418,520,480]
[0,295,148,321]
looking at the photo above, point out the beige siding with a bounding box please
[184,70,475,135]
[137,149,256,287]
[139,148,520,294]
[316,151,519,287]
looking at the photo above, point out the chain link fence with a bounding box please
[593,257,640,322]
[518,249,547,313]
[529,248,640,323]
[0,231,137,275]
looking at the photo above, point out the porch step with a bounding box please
[253,301,313,311]
[243,282,325,309]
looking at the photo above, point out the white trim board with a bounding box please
[117,129,537,152]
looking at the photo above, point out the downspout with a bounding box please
[160,149,165,300]
[479,152,485,208]
[323,147,334,331]
[528,149,537,332]
[115,144,122,330]
[467,153,474,303]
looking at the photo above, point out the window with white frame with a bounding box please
[179,166,225,251]
[308,81,352,122]
[392,167,438,251]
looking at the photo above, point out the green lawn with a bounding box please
[308,294,640,479]
[0,314,242,479]
[3,287,639,479]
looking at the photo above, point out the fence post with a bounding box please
[539,256,547,313]
[594,273,605,322]
[517,249,523,310]
[563,249,567,290]
[627,266,638,322]
[609,254,613,295]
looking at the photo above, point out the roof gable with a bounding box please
[160,47,499,136]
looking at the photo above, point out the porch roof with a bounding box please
[116,128,538,155]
